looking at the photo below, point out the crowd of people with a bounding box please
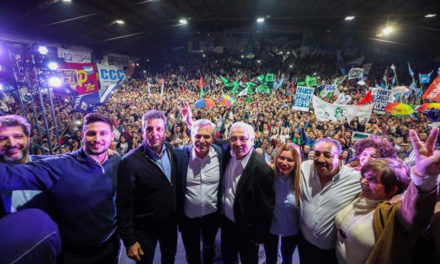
[0,49,439,264]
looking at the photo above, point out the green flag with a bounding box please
[200,87,204,99]
[246,96,252,103]
[246,82,257,89]
[297,81,306,86]
[231,83,239,94]
[305,75,317,87]
[220,76,229,85]
[257,75,265,83]
[247,84,254,95]
[263,84,271,94]
[265,73,274,82]
[257,85,264,93]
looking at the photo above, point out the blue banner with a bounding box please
[419,73,432,84]
[292,86,315,112]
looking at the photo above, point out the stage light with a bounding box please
[241,55,244,58]
[38,46,48,55]
[383,26,393,36]
[0,84,3,91]
[425,14,437,18]
[257,18,265,23]
[115,19,125,25]
[48,62,58,70]
[202,54,206,58]
[143,70,146,73]
[62,0,71,2]
[345,16,355,21]
[257,60,261,63]
[179,19,188,25]
[289,65,293,68]
[136,63,139,66]
[48,77,62,87]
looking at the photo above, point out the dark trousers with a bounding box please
[135,221,177,264]
[297,233,337,264]
[264,234,298,264]
[221,215,259,264]
[180,212,220,264]
[58,232,120,264]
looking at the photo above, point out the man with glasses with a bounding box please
[221,122,275,264]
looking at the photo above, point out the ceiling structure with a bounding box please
[1,0,439,58]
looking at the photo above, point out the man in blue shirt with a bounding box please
[0,115,61,264]
[117,109,177,263]
[0,113,121,264]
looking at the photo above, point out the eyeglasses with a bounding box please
[230,136,249,143]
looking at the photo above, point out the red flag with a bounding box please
[356,89,372,105]
[422,76,440,102]
[199,77,206,89]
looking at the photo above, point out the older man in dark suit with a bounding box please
[221,122,275,264]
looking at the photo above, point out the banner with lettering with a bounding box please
[292,86,315,111]
[96,64,126,90]
[57,47,91,63]
[312,96,373,122]
[58,63,99,94]
[422,76,440,102]
[372,88,394,114]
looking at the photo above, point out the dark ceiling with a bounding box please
[1,0,439,57]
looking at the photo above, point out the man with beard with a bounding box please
[117,109,177,263]
[0,115,61,264]
[221,122,275,264]
[174,119,223,264]
[0,113,121,264]
[298,138,361,264]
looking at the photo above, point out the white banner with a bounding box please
[292,86,315,111]
[57,47,91,63]
[312,96,373,123]
[96,64,126,90]
[372,88,394,114]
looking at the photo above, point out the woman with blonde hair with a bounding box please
[264,143,301,264]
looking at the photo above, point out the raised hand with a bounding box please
[180,102,193,126]
[409,127,440,177]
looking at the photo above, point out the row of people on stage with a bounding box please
[0,106,439,263]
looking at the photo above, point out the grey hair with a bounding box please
[315,137,342,155]
[191,119,216,136]
[229,122,255,141]
[142,110,167,129]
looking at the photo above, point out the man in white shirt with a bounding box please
[221,122,275,264]
[174,119,223,264]
[298,138,361,264]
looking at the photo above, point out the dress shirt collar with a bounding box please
[230,148,253,169]
[143,141,167,159]
[191,146,217,162]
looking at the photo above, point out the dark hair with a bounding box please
[142,110,167,128]
[83,113,113,131]
[0,115,31,137]
[315,137,342,155]
[354,136,397,161]
[361,158,410,195]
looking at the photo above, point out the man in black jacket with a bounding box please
[117,110,177,263]
[221,122,275,264]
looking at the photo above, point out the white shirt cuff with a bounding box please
[410,167,439,193]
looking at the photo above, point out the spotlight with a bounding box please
[48,77,62,87]
[257,18,265,23]
[136,63,139,66]
[115,19,125,25]
[38,46,49,55]
[289,65,293,68]
[383,26,393,36]
[345,16,355,21]
[143,70,146,73]
[179,19,188,25]
[48,62,58,70]
[62,0,72,2]
[241,55,244,58]
[0,83,3,90]
[257,60,261,63]
[202,54,206,58]
[425,14,437,18]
